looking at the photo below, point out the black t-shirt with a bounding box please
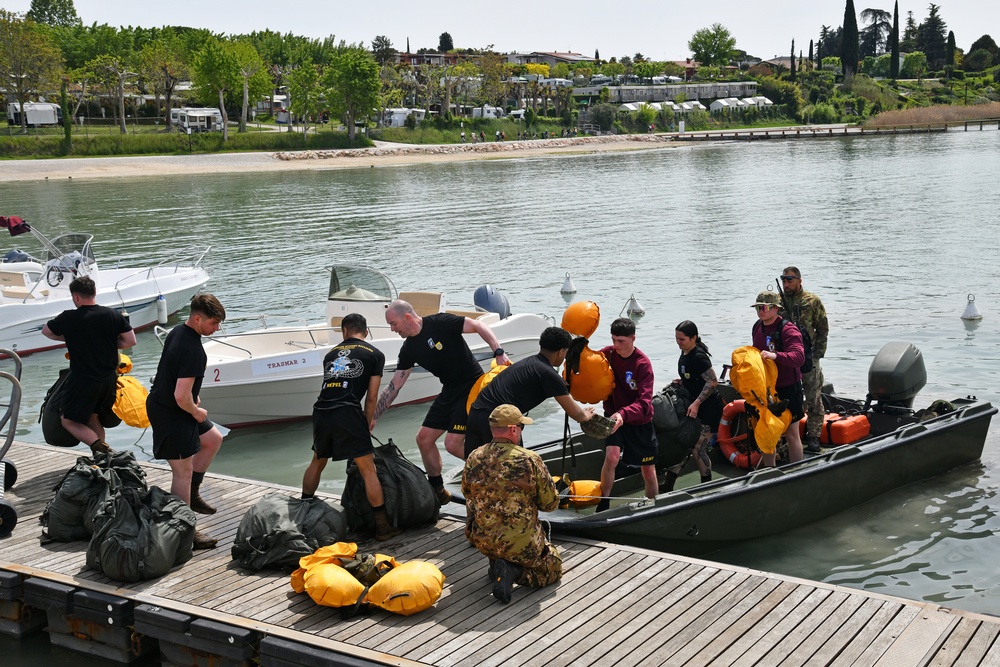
[678,347,714,400]
[148,323,207,412]
[471,352,568,413]
[46,305,132,381]
[314,338,385,410]
[397,313,483,388]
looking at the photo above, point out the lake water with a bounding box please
[2,130,1000,663]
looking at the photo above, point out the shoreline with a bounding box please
[0,134,680,182]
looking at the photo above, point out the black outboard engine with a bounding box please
[2,249,31,263]
[473,284,511,319]
[867,342,927,412]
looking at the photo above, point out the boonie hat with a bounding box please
[489,404,534,427]
[752,291,781,308]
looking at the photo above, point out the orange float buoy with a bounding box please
[561,301,601,338]
[564,344,614,404]
[717,400,762,470]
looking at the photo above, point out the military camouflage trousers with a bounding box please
[803,360,825,438]
[513,543,563,588]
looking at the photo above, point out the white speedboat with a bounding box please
[1,221,211,356]
[194,265,551,427]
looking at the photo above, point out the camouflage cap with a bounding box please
[752,291,781,308]
[489,404,534,427]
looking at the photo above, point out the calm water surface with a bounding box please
[3,131,1000,652]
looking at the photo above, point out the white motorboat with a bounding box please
[1,217,211,356]
[194,265,551,427]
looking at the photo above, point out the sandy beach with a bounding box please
[0,134,679,182]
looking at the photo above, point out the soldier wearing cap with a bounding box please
[462,404,562,604]
[752,290,806,465]
[779,267,829,454]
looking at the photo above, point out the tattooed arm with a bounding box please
[372,368,411,423]
[687,367,719,418]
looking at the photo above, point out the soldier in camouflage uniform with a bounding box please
[780,267,829,454]
[462,404,562,603]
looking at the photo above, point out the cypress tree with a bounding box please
[809,39,814,66]
[946,31,956,67]
[842,0,859,76]
[890,1,900,79]
[790,39,796,81]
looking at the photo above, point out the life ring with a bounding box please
[717,400,762,470]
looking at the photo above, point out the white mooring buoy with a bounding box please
[624,293,646,317]
[560,272,577,294]
[961,294,983,320]
[156,294,169,325]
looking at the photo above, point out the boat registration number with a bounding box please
[248,351,323,378]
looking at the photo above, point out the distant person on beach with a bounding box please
[667,320,723,490]
[596,317,658,512]
[752,290,805,466]
[460,131,466,143]
[146,293,227,550]
[779,267,828,454]
[464,326,595,457]
[42,276,136,454]
[301,313,399,541]
[374,299,510,505]
[463,404,562,604]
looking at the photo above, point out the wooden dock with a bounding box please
[673,118,1000,142]
[3,441,1000,666]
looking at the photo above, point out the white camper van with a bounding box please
[169,107,224,132]
[6,102,62,127]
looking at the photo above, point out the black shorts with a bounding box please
[606,421,658,467]
[312,406,373,461]
[422,380,475,434]
[464,406,493,458]
[61,374,117,425]
[777,382,805,422]
[147,400,201,460]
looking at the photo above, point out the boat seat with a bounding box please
[446,308,490,320]
[0,270,28,287]
[399,291,443,317]
[2,286,47,300]
[329,316,343,329]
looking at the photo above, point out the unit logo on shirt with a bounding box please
[426,337,443,351]
[625,370,637,390]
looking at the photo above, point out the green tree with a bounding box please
[916,3,947,70]
[476,51,508,113]
[193,37,238,141]
[635,102,657,128]
[842,0,860,76]
[231,40,269,132]
[139,36,189,130]
[963,49,992,71]
[90,53,136,133]
[437,32,453,53]
[688,24,736,67]
[901,11,918,51]
[890,1,900,79]
[634,60,660,83]
[900,50,927,78]
[0,10,64,131]
[790,40,796,82]
[859,8,891,59]
[602,61,624,78]
[26,0,79,28]
[371,35,395,65]
[286,57,322,140]
[946,31,956,71]
[588,102,615,131]
[968,35,998,61]
[324,46,379,141]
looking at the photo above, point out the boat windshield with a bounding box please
[328,265,396,301]
[44,233,96,267]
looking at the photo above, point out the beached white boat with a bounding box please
[1,218,211,356]
[195,265,551,427]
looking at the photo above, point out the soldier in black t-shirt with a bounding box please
[465,327,595,457]
[302,313,399,541]
[146,293,227,550]
[374,299,511,504]
[42,276,136,454]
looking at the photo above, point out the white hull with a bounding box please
[0,265,210,355]
[198,313,550,427]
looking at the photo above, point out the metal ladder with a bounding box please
[0,348,22,537]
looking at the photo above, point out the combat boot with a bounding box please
[804,435,823,454]
[192,530,218,550]
[190,488,217,515]
[492,559,523,604]
[434,485,452,505]
[373,509,401,541]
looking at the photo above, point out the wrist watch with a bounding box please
[493,347,505,358]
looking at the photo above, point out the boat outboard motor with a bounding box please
[473,284,511,319]
[2,249,31,263]
[866,342,927,413]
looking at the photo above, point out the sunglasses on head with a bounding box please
[780,275,797,281]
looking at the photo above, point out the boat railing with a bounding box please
[1,348,23,459]
[109,245,212,292]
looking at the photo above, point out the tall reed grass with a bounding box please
[864,102,1000,126]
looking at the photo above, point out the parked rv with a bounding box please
[169,107,224,132]
[472,105,504,119]
[6,102,62,127]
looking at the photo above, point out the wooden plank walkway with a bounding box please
[673,119,1000,142]
[3,441,1000,666]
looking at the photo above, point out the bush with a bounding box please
[807,103,838,123]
